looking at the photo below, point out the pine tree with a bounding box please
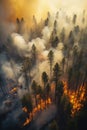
[42,72,48,107]
[53,63,61,102]
[31,80,38,107]
[48,50,54,79]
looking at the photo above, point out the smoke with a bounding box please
[2,62,15,79]
[11,33,28,53]
[34,105,57,130]
[0,2,87,130]
[0,7,83,85]
[0,6,86,84]
[0,22,15,48]
[28,38,46,52]
[0,0,48,26]
[0,99,14,115]
[0,53,13,78]
[0,0,87,26]
[0,0,86,107]
[42,26,51,42]
[0,52,21,80]
[17,88,28,99]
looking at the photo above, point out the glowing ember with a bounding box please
[22,107,28,113]
[23,97,52,126]
[63,81,86,116]
[23,81,86,126]
[9,87,17,94]
[23,118,31,126]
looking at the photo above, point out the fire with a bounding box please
[23,97,52,126]
[22,107,28,113]
[23,118,31,126]
[63,81,86,116]
[22,81,86,126]
[47,98,52,104]
[63,81,68,95]
[9,87,17,94]
[69,86,86,116]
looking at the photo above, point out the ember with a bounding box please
[23,97,52,126]
[63,82,86,116]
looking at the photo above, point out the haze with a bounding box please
[0,0,86,25]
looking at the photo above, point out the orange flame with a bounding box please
[22,81,86,126]
[9,87,17,94]
[23,97,52,126]
[63,81,86,116]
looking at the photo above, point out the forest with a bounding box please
[0,8,87,130]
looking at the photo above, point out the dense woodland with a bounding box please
[0,9,87,130]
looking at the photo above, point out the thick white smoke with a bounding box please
[1,8,86,99]
[28,38,46,52]
[0,10,68,88]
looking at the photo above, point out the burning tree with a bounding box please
[21,93,33,124]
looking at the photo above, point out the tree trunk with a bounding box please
[44,83,47,108]
[35,95,37,107]
[55,80,58,103]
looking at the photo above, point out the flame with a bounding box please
[22,107,28,113]
[9,87,17,94]
[22,81,86,126]
[51,80,86,116]
[23,118,31,126]
[63,81,86,116]
[23,97,52,126]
